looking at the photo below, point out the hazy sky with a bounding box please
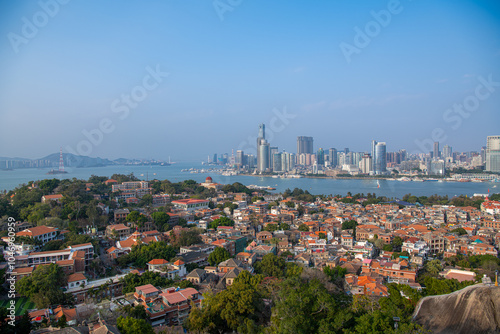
[1,0,499,161]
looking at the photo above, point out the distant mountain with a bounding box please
[0,153,164,169]
[40,153,116,168]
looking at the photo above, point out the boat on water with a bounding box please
[46,169,68,175]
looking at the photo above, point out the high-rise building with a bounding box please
[375,142,387,174]
[486,136,500,172]
[433,142,440,159]
[257,139,270,172]
[246,154,256,168]
[359,154,372,174]
[316,148,325,165]
[399,149,407,162]
[352,152,362,166]
[213,154,217,164]
[273,153,282,172]
[329,148,337,167]
[345,152,353,165]
[258,123,265,141]
[442,145,452,159]
[236,150,244,166]
[270,146,279,169]
[297,136,313,155]
[344,148,349,155]
[428,160,445,176]
[371,140,377,172]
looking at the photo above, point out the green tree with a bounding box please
[451,227,468,236]
[425,259,443,277]
[298,224,309,232]
[119,242,177,268]
[56,314,67,328]
[270,276,353,333]
[254,253,286,278]
[208,217,234,229]
[341,220,358,230]
[122,305,149,320]
[172,229,202,248]
[116,316,154,334]
[151,211,170,230]
[17,310,32,334]
[126,211,147,223]
[121,271,174,294]
[323,266,347,286]
[279,223,290,230]
[208,247,231,266]
[139,194,153,207]
[185,271,264,334]
[16,263,72,309]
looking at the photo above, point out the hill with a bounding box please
[40,153,115,168]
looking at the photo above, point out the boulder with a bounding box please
[413,284,500,334]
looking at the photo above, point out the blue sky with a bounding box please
[0,0,499,161]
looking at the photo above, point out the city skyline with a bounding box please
[1,1,500,160]
[206,123,498,175]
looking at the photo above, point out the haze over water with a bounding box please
[0,162,496,199]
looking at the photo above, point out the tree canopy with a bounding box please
[117,241,177,268]
[208,247,231,266]
[16,263,73,309]
[208,217,234,229]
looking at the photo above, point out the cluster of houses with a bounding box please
[2,176,500,329]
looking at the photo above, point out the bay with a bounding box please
[0,161,498,199]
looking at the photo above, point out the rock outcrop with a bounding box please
[413,284,500,334]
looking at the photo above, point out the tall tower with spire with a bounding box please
[59,147,65,172]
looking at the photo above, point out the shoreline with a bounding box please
[236,173,497,183]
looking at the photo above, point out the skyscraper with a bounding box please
[375,142,387,174]
[442,145,452,160]
[371,140,377,172]
[273,153,282,172]
[486,135,500,172]
[297,136,313,155]
[329,148,337,167]
[258,123,265,141]
[359,154,372,174]
[256,124,269,172]
[257,139,270,172]
[270,146,278,170]
[433,141,440,159]
[316,148,325,165]
[236,150,244,166]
